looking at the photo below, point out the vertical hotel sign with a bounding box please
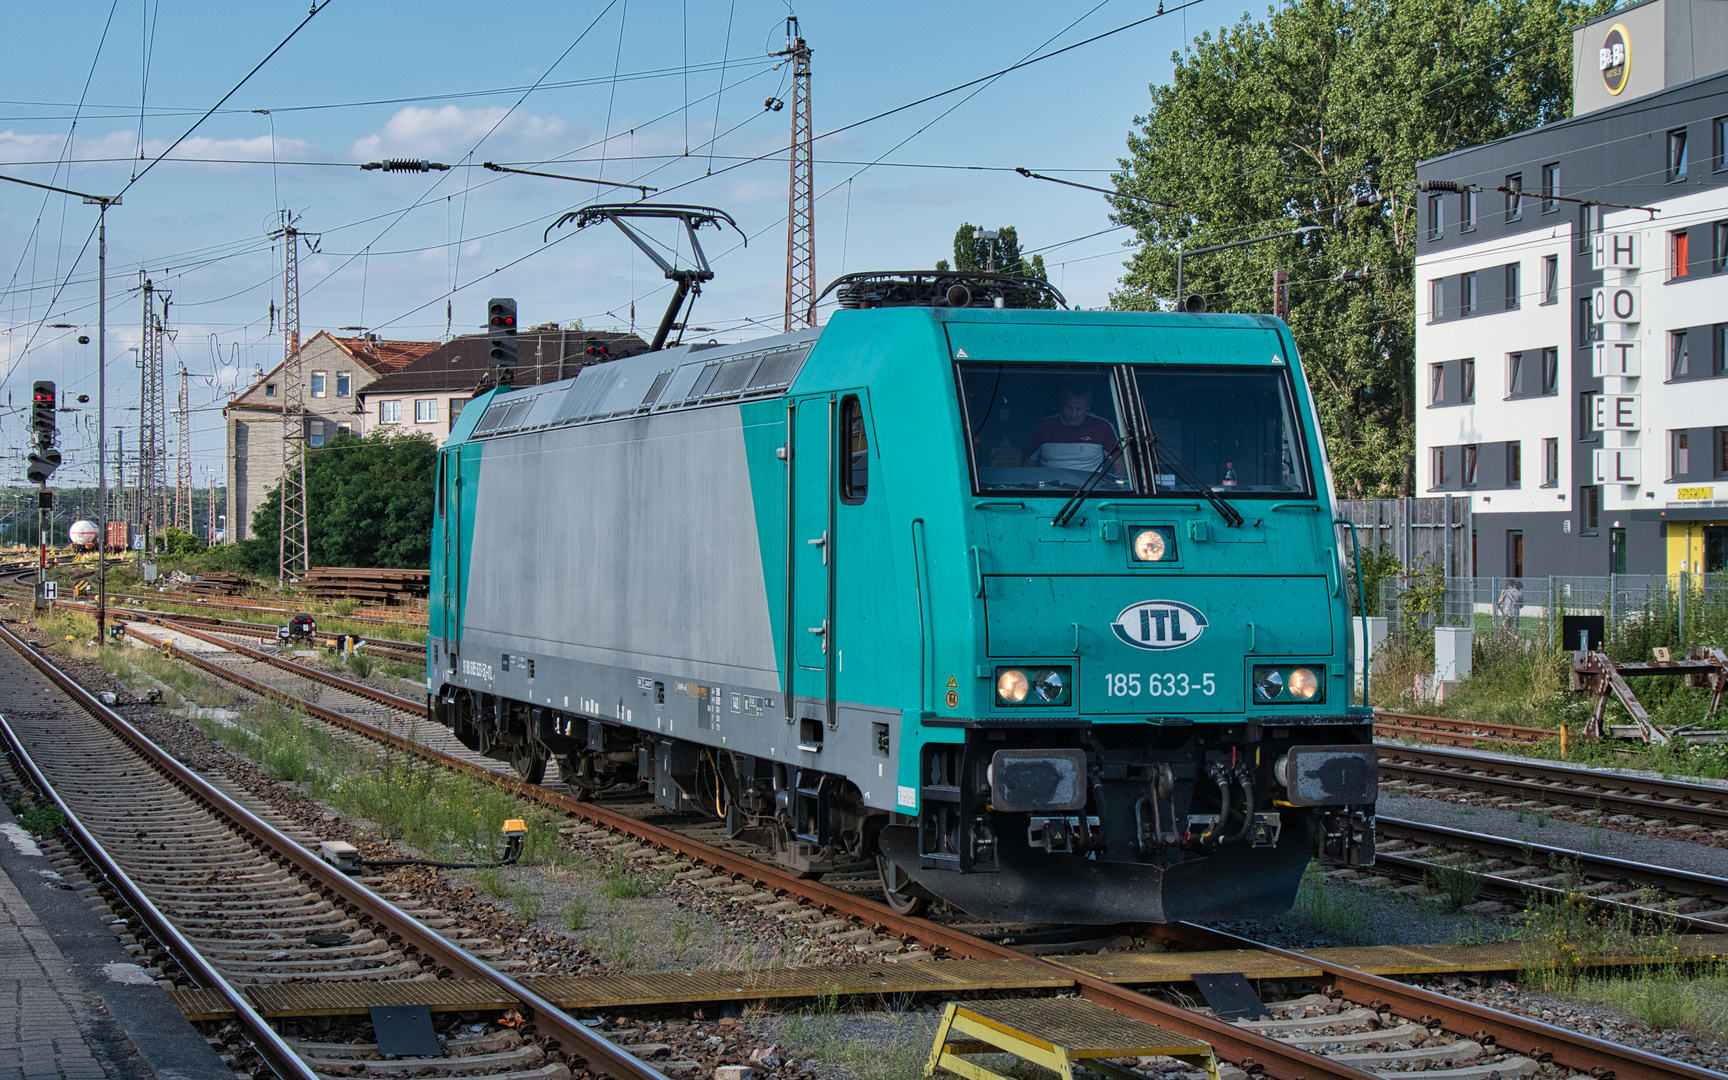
[1599,24,1630,95]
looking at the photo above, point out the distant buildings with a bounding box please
[1414,0,1728,578]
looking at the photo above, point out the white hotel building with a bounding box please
[1414,0,1728,578]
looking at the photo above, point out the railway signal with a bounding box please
[487,298,518,368]
[26,448,62,485]
[31,381,57,446]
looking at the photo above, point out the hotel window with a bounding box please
[1428,193,1444,239]
[1541,254,1559,304]
[1581,485,1600,533]
[1461,272,1477,315]
[1714,221,1728,272]
[1579,391,1597,440]
[1672,430,1691,478]
[1577,203,1600,254]
[1671,229,1691,278]
[1429,279,1444,322]
[336,371,351,397]
[379,400,401,424]
[1507,531,1524,577]
[1505,173,1523,221]
[1460,189,1477,232]
[310,371,326,398]
[307,419,325,449]
[1671,330,1690,379]
[1463,444,1480,487]
[1504,262,1520,309]
[1431,446,1447,488]
[1542,437,1559,487]
[415,399,438,423]
[1716,116,1728,171]
[1542,347,1559,394]
[1578,297,1599,343]
[1507,442,1521,487]
[1668,128,1690,182]
[1507,351,1525,396]
[1461,358,1475,402]
[1541,162,1560,212]
[1717,324,1728,376]
[1430,363,1445,405]
[1720,428,1728,474]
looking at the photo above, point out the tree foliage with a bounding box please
[1110,0,1606,496]
[233,431,437,573]
[938,223,1050,281]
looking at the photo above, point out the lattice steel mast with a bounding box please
[778,18,814,331]
[273,210,310,588]
[138,278,169,552]
[174,364,192,530]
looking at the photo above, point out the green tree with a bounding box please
[937,223,1050,280]
[238,430,438,573]
[1109,0,1605,496]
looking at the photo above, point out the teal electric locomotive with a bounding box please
[428,271,1376,924]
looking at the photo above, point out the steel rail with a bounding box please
[118,621,1728,1080]
[1148,922,1726,1080]
[1375,711,1548,746]
[0,714,318,1080]
[1378,745,1728,828]
[109,607,425,660]
[105,589,423,628]
[0,623,668,1080]
[122,627,1383,1080]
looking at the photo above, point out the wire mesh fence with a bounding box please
[1378,572,1728,650]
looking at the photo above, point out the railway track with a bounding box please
[0,619,668,1080]
[108,606,426,663]
[1378,743,1728,831]
[44,612,1716,1080]
[1374,711,1549,747]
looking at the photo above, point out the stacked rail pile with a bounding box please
[297,567,430,606]
[185,572,253,597]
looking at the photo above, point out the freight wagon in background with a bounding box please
[427,271,1377,924]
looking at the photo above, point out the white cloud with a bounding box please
[0,129,308,167]
[350,105,569,160]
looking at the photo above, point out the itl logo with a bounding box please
[1112,600,1208,651]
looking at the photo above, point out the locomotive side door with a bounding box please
[788,395,834,716]
[440,448,461,658]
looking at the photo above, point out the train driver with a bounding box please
[1022,388,1124,474]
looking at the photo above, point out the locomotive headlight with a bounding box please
[1253,666,1284,701]
[1287,667,1319,700]
[996,668,1030,704]
[1132,528,1170,562]
[1032,667,1069,704]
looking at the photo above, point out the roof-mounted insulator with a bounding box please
[1416,179,1462,193]
[360,159,450,172]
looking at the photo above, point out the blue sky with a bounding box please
[1,0,1232,489]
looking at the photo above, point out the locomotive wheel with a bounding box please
[876,853,929,916]
[509,746,548,785]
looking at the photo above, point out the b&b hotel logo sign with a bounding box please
[1599,24,1630,95]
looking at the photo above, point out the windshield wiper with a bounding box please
[1144,429,1244,528]
[1051,440,1129,527]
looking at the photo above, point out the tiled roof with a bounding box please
[359,329,650,396]
[330,336,439,372]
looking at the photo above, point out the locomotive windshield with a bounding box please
[958,361,1311,497]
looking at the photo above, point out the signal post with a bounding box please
[27,382,61,611]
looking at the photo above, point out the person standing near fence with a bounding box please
[1497,579,1523,632]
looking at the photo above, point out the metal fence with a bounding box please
[1336,497,1473,578]
[1379,572,1728,648]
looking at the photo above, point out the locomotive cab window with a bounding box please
[840,395,868,503]
[959,363,1129,494]
[1132,366,1311,495]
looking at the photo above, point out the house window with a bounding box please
[1669,128,1690,182]
[1672,430,1691,478]
[1713,221,1728,272]
[1508,531,1524,577]
[1507,351,1524,396]
[1431,446,1447,488]
[1542,347,1560,394]
[1542,437,1559,487]
[307,419,325,449]
[415,399,438,423]
[1507,441,1522,487]
[337,422,352,436]
[310,371,326,398]
[1505,262,1520,309]
[1460,189,1477,232]
[1461,358,1475,402]
[1541,162,1560,212]
[1430,363,1445,405]
[1461,272,1477,315]
[336,371,351,397]
[1429,279,1444,322]
[1463,444,1480,487]
[1542,254,1559,304]
[379,400,401,424]
[1672,330,1690,379]
[449,399,465,421]
[1505,173,1523,221]
[1581,485,1600,533]
[1427,193,1444,239]
[1672,229,1691,278]
[264,383,276,397]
